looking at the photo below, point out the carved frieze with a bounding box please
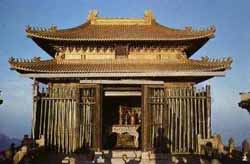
[53,44,193,62]
[129,48,187,61]
[56,46,115,60]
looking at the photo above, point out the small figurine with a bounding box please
[242,139,250,162]
[215,134,225,155]
[242,154,248,162]
[228,137,235,158]
[171,156,179,164]
[119,106,123,125]
[124,108,128,125]
[130,110,136,125]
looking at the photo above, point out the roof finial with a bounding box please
[26,25,32,31]
[87,10,98,24]
[8,56,15,62]
[144,9,155,24]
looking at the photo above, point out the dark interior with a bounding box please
[102,95,141,150]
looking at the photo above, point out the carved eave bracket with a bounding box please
[9,56,41,63]
[201,56,233,70]
[25,25,58,36]
[54,47,66,61]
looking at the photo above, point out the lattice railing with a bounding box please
[33,85,97,154]
[147,85,211,153]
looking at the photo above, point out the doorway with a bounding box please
[102,89,142,150]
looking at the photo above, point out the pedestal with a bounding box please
[112,125,140,148]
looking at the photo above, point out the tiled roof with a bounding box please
[26,22,215,41]
[24,11,216,58]
[9,58,232,74]
[25,10,215,41]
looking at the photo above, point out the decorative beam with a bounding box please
[104,91,141,96]
[80,79,164,85]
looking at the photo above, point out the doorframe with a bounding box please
[101,84,143,150]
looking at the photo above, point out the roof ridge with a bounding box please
[86,9,155,25]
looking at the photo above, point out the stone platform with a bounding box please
[95,151,195,164]
[30,149,246,164]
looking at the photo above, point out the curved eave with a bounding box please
[26,31,215,41]
[26,21,215,57]
[9,58,232,75]
[19,71,226,78]
[26,20,216,41]
[9,58,231,84]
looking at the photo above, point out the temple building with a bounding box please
[9,10,232,156]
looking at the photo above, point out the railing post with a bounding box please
[32,79,39,139]
[93,84,102,151]
[206,85,211,138]
[142,85,150,151]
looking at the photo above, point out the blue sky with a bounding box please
[0,0,250,145]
